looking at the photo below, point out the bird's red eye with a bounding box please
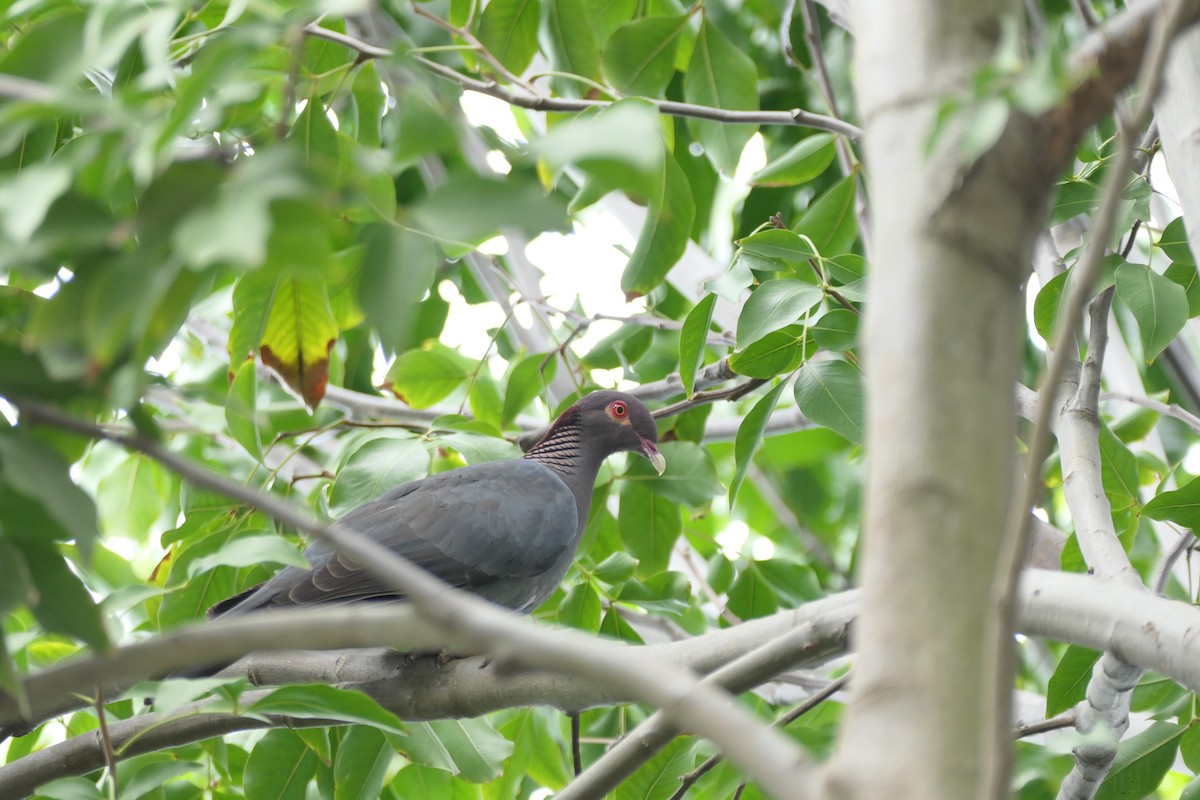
[610,402,627,418]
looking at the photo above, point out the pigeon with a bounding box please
[206,390,664,620]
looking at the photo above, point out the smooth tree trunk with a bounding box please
[825,2,1047,797]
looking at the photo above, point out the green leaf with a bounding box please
[96,454,172,542]
[400,719,513,782]
[0,611,28,719]
[225,359,262,460]
[1164,261,1200,318]
[352,62,386,149]
[1115,262,1189,363]
[389,764,481,797]
[1052,178,1102,225]
[683,18,759,173]
[736,229,817,263]
[442,431,523,464]
[117,756,205,800]
[729,325,809,379]
[16,536,108,651]
[477,0,542,75]
[752,134,837,187]
[726,563,779,619]
[812,308,859,351]
[250,685,408,735]
[794,174,858,257]
[29,777,106,800]
[737,279,823,348]
[0,163,72,245]
[729,381,788,505]
[292,93,341,177]
[794,360,864,444]
[615,738,696,800]
[1095,722,1183,800]
[185,533,308,578]
[1183,723,1200,772]
[1098,425,1139,517]
[621,153,696,298]
[244,729,319,800]
[627,441,722,506]
[358,225,439,355]
[385,343,476,409]
[601,15,688,97]
[619,482,682,576]
[559,582,602,631]
[0,430,100,556]
[329,436,431,517]
[1032,258,1121,342]
[492,708,571,796]
[756,558,822,605]
[618,571,690,613]
[532,101,663,196]
[1144,474,1200,528]
[503,353,559,426]
[334,726,394,800]
[544,0,601,85]
[1046,645,1100,716]
[706,252,755,303]
[1159,216,1196,265]
[413,175,568,246]
[599,605,644,643]
[679,293,717,398]
[592,551,638,585]
[173,150,311,271]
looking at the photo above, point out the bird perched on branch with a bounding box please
[206,391,664,623]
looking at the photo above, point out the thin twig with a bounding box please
[525,298,736,347]
[797,0,856,175]
[1015,710,1078,739]
[1100,391,1200,434]
[652,379,767,420]
[1071,0,1100,27]
[303,23,392,59]
[409,3,537,92]
[571,713,583,776]
[669,673,851,800]
[93,689,118,800]
[411,54,862,137]
[677,543,741,627]
[1152,529,1198,594]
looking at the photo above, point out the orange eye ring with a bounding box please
[610,401,627,418]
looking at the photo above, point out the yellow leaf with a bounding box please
[259,275,338,411]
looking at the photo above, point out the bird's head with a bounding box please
[562,391,665,474]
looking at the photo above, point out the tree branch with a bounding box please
[1038,0,1200,172]
[668,673,851,800]
[556,624,851,800]
[12,570,1200,795]
[0,594,860,796]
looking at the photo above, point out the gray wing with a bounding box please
[211,460,578,616]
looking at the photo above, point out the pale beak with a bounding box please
[640,438,666,475]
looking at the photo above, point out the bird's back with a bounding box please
[210,459,581,617]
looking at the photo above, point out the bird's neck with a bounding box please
[524,418,606,511]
